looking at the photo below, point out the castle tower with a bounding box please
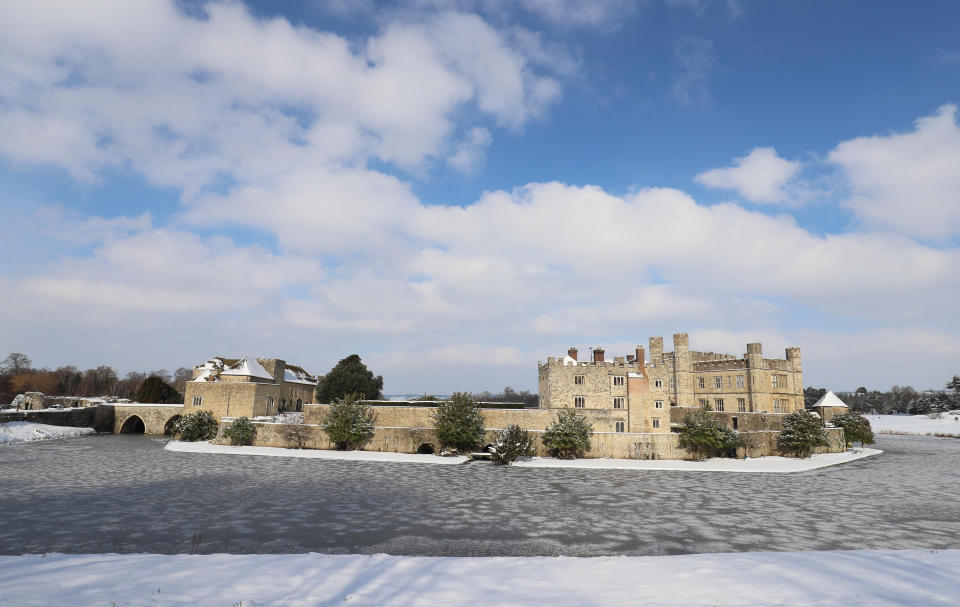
[746,343,765,412]
[648,336,663,366]
[786,347,803,411]
[673,333,694,407]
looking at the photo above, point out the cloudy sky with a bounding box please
[1,0,959,393]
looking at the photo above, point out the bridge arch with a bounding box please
[416,443,435,454]
[119,415,145,434]
[164,415,182,436]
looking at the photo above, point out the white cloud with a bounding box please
[670,36,715,108]
[695,147,802,204]
[0,1,568,191]
[448,127,493,173]
[517,0,639,28]
[828,104,960,239]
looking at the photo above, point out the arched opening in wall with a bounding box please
[296,399,303,412]
[164,415,182,436]
[120,415,145,434]
[483,444,495,453]
[416,443,435,455]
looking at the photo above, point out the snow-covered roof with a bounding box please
[220,357,274,381]
[562,355,577,366]
[284,367,316,385]
[812,390,848,409]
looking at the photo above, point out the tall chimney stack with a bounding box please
[567,347,578,361]
[593,348,605,363]
[635,346,645,368]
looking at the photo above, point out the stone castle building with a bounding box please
[183,356,317,419]
[538,332,804,434]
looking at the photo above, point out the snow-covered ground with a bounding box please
[165,440,470,464]
[1,549,957,606]
[865,412,960,437]
[0,421,95,445]
[513,448,881,472]
[166,440,880,472]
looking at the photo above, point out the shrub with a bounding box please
[542,409,593,459]
[676,408,742,459]
[431,392,486,453]
[320,394,377,450]
[222,417,256,446]
[830,411,875,447]
[490,424,536,465]
[173,410,219,442]
[282,416,310,449]
[778,410,829,457]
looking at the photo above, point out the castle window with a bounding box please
[574,375,585,385]
[267,396,275,408]
[654,379,663,388]
[613,397,625,409]
[655,400,663,409]
[736,375,744,388]
[698,377,705,389]
[574,396,586,408]
[771,375,779,388]
[192,396,202,406]
[714,376,722,389]
[669,378,675,389]
[738,398,746,412]
[715,398,724,412]
[699,398,710,409]
[773,399,781,413]
[732,417,739,430]
[613,376,624,386]
[652,418,660,429]
[615,421,625,432]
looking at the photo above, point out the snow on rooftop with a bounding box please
[284,367,316,385]
[812,390,848,409]
[220,356,274,381]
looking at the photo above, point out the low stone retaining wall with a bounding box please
[213,421,846,460]
[0,406,114,433]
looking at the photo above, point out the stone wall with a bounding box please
[0,405,114,432]
[112,404,184,434]
[183,382,280,419]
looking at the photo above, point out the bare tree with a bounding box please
[173,367,193,396]
[1,353,32,375]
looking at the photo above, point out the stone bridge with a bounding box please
[110,404,184,435]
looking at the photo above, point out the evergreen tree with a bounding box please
[316,355,384,402]
[431,392,486,452]
[803,386,827,409]
[676,408,742,459]
[490,424,536,465]
[320,394,377,450]
[173,410,219,441]
[541,408,593,459]
[946,375,960,404]
[778,410,829,457]
[222,417,256,446]
[830,412,875,448]
[135,375,182,404]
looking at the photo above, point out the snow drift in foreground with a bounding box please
[866,413,960,437]
[0,422,95,445]
[1,550,957,606]
[165,440,880,472]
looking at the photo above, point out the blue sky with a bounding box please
[1,0,959,393]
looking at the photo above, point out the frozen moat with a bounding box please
[1,433,958,556]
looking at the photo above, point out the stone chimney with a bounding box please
[593,348,605,363]
[626,354,635,362]
[568,347,578,361]
[635,346,645,367]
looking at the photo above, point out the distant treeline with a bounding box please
[805,373,960,415]
[0,352,191,404]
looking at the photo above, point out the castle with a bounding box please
[538,333,804,434]
[113,334,841,459]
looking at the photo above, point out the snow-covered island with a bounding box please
[0,421,96,445]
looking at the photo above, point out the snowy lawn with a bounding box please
[865,413,960,437]
[512,448,881,472]
[166,440,880,472]
[1,549,957,606]
[0,421,95,445]
[165,440,470,464]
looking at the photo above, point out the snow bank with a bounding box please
[165,441,879,472]
[165,440,469,465]
[512,448,881,472]
[0,422,96,445]
[1,549,957,606]
[865,413,960,437]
